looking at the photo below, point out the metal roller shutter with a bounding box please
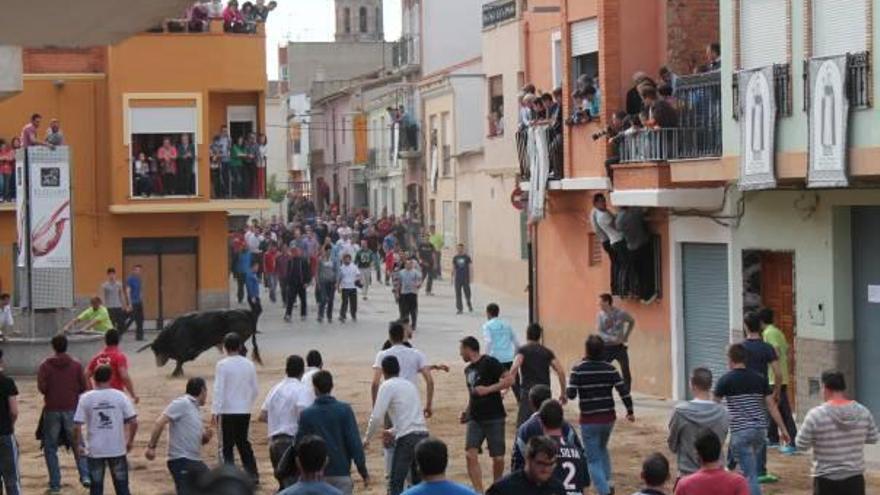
[740,0,787,69]
[683,243,730,395]
[571,18,598,57]
[813,0,867,57]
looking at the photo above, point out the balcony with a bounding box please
[147,2,270,35]
[733,63,792,119]
[392,35,420,69]
[517,125,563,181]
[620,71,723,163]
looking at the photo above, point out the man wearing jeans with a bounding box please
[759,308,798,455]
[145,378,211,495]
[567,335,634,495]
[365,356,429,495]
[38,334,90,492]
[714,343,790,495]
[74,365,138,495]
[596,293,635,390]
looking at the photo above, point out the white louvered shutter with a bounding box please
[740,0,787,69]
[571,18,598,57]
[813,0,867,57]
[130,107,197,134]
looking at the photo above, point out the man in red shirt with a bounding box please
[675,430,748,495]
[263,242,279,303]
[85,329,139,404]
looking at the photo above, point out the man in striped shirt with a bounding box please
[714,343,789,495]
[566,335,634,495]
[796,370,878,495]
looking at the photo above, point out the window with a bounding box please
[440,112,451,176]
[375,6,382,35]
[551,31,562,88]
[739,0,786,70]
[488,75,504,137]
[129,106,198,198]
[341,116,346,144]
[280,66,289,81]
[571,18,599,89]
[344,7,351,33]
[588,233,602,265]
[359,7,368,33]
[812,0,867,58]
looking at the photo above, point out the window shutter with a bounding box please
[571,18,598,57]
[130,107,197,134]
[740,0,787,69]
[813,0,867,57]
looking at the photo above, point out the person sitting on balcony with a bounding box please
[241,2,259,33]
[0,140,13,202]
[641,86,678,129]
[133,152,152,197]
[187,3,210,32]
[45,118,64,146]
[659,65,680,93]
[231,136,248,198]
[177,133,196,195]
[253,0,277,22]
[700,42,721,73]
[223,0,247,33]
[157,137,179,196]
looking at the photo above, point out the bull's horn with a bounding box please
[136,342,154,353]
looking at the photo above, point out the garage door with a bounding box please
[683,243,730,394]
[852,207,880,417]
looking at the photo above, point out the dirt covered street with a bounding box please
[9,281,880,494]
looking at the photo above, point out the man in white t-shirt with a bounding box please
[590,193,627,295]
[212,333,260,484]
[301,350,324,407]
[371,321,434,416]
[337,254,361,323]
[73,365,138,495]
[259,355,311,491]
[145,377,212,495]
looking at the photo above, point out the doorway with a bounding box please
[742,250,797,406]
[459,201,473,254]
[123,237,198,329]
[227,105,257,143]
[852,207,880,417]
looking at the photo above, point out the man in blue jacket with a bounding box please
[296,370,369,494]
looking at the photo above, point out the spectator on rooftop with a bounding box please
[223,0,247,33]
[241,2,259,32]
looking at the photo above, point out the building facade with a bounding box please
[0,20,269,327]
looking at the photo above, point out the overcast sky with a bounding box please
[265,0,402,79]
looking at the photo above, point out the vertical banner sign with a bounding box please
[16,147,74,309]
[738,67,778,190]
[808,56,849,188]
[15,149,25,268]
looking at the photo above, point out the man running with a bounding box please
[337,253,360,323]
[482,303,520,401]
[355,240,375,300]
[398,258,422,329]
[259,355,311,490]
[402,438,476,495]
[596,293,635,390]
[508,323,567,426]
[487,436,567,495]
[417,235,436,296]
[86,330,139,404]
[460,336,512,494]
[145,378,212,495]
[284,247,311,322]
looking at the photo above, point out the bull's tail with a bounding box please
[251,331,263,366]
[136,342,153,353]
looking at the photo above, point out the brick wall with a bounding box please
[795,337,855,420]
[665,0,719,75]
[23,47,106,74]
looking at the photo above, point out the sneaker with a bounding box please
[758,474,780,484]
[457,310,463,315]
[81,479,92,488]
[317,317,323,323]
[766,441,780,448]
[468,306,474,312]
[49,488,62,494]
[779,445,797,455]
[352,316,357,322]
[283,315,291,322]
[301,315,307,321]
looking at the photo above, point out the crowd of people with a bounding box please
[0,113,66,203]
[0,209,876,495]
[210,126,269,200]
[155,0,278,34]
[131,135,197,197]
[0,282,876,495]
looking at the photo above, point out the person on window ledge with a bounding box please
[177,133,195,196]
[157,137,178,196]
[615,206,656,303]
[590,193,628,295]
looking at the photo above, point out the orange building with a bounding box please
[523,0,720,397]
[0,21,269,326]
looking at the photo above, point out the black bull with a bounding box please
[137,309,262,377]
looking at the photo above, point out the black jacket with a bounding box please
[286,256,312,287]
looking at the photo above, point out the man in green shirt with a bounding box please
[428,226,444,280]
[759,307,798,454]
[62,297,114,334]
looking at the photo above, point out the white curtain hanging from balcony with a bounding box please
[129,107,197,135]
[739,0,787,70]
[571,18,598,57]
[812,0,867,58]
